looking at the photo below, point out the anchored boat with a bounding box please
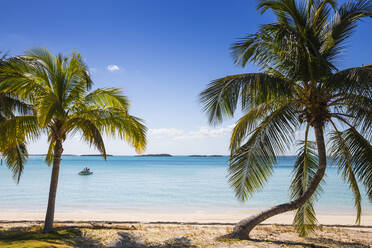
[79,167,93,176]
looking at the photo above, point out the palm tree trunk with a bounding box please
[43,140,63,233]
[229,122,327,239]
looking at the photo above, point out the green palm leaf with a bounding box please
[291,137,323,236]
[66,118,107,158]
[331,127,372,201]
[84,88,130,110]
[200,73,293,125]
[328,123,362,224]
[321,0,372,63]
[327,65,372,97]
[229,103,299,201]
[1,142,28,183]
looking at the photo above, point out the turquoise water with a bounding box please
[0,156,370,215]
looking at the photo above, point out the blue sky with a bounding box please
[1,0,371,155]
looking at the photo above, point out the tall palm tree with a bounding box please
[200,0,372,239]
[0,48,147,233]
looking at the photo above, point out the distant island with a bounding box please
[29,154,113,157]
[27,154,226,157]
[80,154,113,157]
[29,154,78,156]
[189,155,225,157]
[136,154,173,157]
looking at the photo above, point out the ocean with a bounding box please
[0,156,370,215]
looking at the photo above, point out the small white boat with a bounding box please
[79,167,93,176]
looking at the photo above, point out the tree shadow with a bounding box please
[0,226,102,247]
[247,238,330,248]
[115,232,197,248]
[0,226,199,248]
[61,228,103,247]
[218,235,370,248]
[306,237,370,248]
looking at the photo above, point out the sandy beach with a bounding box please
[1,221,371,247]
[1,210,371,225]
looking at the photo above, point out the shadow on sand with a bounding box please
[248,237,369,248]
[0,226,197,248]
[1,226,370,248]
[217,233,370,248]
[113,232,196,248]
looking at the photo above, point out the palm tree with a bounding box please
[200,0,372,239]
[0,48,147,233]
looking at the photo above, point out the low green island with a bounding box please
[189,155,225,157]
[136,154,173,157]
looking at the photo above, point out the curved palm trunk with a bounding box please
[43,140,63,233]
[229,122,327,239]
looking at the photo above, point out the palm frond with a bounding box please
[64,53,92,105]
[0,56,49,100]
[257,0,308,29]
[228,103,299,201]
[230,101,276,153]
[0,116,39,180]
[331,127,372,201]
[230,99,295,153]
[66,118,107,158]
[344,94,372,141]
[234,0,339,78]
[0,93,32,117]
[328,122,362,224]
[291,132,323,236]
[1,142,28,183]
[200,73,293,125]
[84,88,130,110]
[66,52,92,91]
[321,0,372,63]
[45,140,55,166]
[25,48,57,80]
[36,92,59,127]
[326,65,372,96]
[68,108,147,154]
[0,116,40,145]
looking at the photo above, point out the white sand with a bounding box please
[1,210,371,225]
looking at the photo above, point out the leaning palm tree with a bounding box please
[200,0,372,239]
[0,48,147,233]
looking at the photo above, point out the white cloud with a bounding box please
[107,65,120,72]
[174,125,234,140]
[149,125,234,141]
[149,128,183,138]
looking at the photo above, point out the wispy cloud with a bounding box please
[149,128,184,138]
[149,125,234,140]
[174,125,234,140]
[107,65,120,72]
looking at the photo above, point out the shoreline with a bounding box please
[1,211,371,226]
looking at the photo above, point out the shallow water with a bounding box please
[0,156,370,215]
